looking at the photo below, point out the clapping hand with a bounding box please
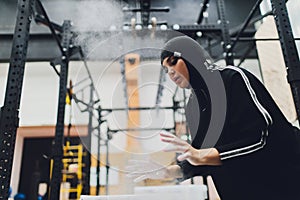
[160,132,221,166]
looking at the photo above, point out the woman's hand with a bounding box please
[160,132,222,166]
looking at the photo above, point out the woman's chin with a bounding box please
[178,82,190,89]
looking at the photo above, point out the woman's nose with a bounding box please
[167,68,175,75]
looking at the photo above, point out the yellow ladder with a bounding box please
[61,141,84,199]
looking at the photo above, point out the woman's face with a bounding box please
[162,56,190,88]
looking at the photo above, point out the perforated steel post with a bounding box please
[216,0,234,65]
[271,0,300,125]
[81,84,93,195]
[49,20,72,200]
[0,0,34,198]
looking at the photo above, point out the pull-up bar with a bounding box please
[108,127,174,133]
[100,105,182,112]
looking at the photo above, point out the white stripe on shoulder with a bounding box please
[219,66,272,160]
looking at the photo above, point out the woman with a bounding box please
[130,36,300,200]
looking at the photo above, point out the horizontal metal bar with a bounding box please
[123,7,170,12]
[231,37,300,42]
[101,106,182,112]
[108,127,175,133]
[174,24,221,32]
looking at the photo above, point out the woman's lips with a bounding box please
[174,76,181,83]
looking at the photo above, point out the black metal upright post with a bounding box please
[0,0,34,198]
[96,106,102,195]
[197,0,210,24]
[270,0,300,126]
[105,135,110,195]
[49,20,72,200]
[155,68,166,106]
[216,0,234,65]
[140,0,151,27]
[81,84,93,195]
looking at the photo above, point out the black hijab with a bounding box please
[160,36,227,148]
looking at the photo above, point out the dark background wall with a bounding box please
[18,137,80,199]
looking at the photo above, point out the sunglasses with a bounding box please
[162,52,182,74]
